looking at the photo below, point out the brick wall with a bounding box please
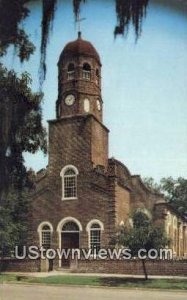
[72,258,187,276]
[29,114,115,253]
[0,258,40,272]
[115,183,130,226]
[1,258,187,276]
[91,117,108,169]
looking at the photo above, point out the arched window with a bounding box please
[62,221,79,232]
[60,165,79,200]
[41,225,51,249]
[67,63,75,80]
[83,63,91,80]
[90,223,101,253]
[38,222,53,249]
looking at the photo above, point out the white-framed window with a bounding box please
[86,220,104,254]
[67,63,75,80]
[90,223,101,253]
[37,222,53,249]
[60,165,79,200]
[42,225,51,249]
[83,63,91,80]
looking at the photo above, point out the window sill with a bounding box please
[61,197,78,201]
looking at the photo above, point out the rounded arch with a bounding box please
[83,62,91,71]
[57,217,83,233]
[135,208,152,219]
[86,219,104,232]
[37,221,53,233]
[82,62,91,80]
[62,221,79,232]
[67,63,75,71]
[67,63,75,80]
[60,165,79,177]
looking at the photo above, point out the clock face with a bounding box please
[65,94,75,106]
[96,99,101,111]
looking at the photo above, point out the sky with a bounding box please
[2,0,187,182]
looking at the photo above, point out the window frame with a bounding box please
[82,63,91,80]
[90,224,101,254]
[86,219,104,254]
[37,221,53,249]
[67,63,75,80]
[60,165,79,201]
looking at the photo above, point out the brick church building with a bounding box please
[29,32,187,271]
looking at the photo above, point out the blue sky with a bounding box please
[3,0,187,181]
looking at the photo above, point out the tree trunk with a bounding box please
[142,259,148,280]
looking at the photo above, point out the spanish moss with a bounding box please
[73,0,86,18]
[0,0,150,85]
[114,0,149,38]
[39,0,57,86]
[0,0,35,61]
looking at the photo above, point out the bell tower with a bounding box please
[48,33,109,174]
[56,32,103,122]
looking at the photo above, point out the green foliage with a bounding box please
[0,64,47,199]
[115,211,168,279]
[0,204,16,257]
[117,211,168,257]
[0,65,46,257]
[0,0,35,61]
[143,177,162,193]
[161,177,187,217]
[143,177,187,218]
[0,187,31,258]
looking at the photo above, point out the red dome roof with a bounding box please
[60,33,101,64]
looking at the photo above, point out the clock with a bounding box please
[96,99,101,111]
[64,94,75,106]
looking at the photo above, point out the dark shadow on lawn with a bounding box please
[99,277,151,287]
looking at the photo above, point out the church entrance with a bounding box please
[61,221,79,268]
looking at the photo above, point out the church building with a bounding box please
[29,32,187,271]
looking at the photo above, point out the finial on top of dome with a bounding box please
[76,12,86,39]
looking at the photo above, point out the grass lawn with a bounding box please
[0,274,187,290]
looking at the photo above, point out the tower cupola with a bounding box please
[56,33,103,122]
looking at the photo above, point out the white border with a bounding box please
[60,165,79,201]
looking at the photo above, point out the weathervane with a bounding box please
[75,11,86,37]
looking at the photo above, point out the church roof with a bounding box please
[59,32,101,64]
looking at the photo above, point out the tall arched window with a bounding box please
[41,225,51,249]
[60,165,79,200]
[83,63,91,80]
[90,223,101,253]
[67,63,75,80]
[37,222,53,249]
